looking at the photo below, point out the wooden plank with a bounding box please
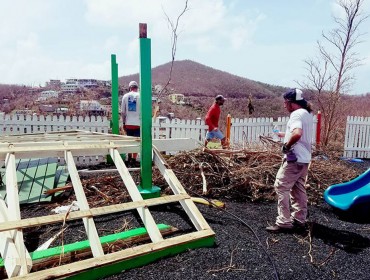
[5,153,32,275]
[110,148,164,243]
[153,148,213,232]
[65,151,104,257]
[0,158,27,201]
[0,138,197,155]
[0,196,22,277]
[30,226,177,272]
[11,229,215,280]
[0,194,190,232]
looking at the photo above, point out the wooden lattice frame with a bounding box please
[0,131,214,279]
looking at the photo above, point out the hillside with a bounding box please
[1,59,369,120]
[119,60,291,119]
[119,60,286,99]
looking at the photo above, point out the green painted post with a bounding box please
[138,23,160,198]
[111,54,119,135]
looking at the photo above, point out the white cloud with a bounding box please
[0,1,53,46]
[103,36,121,52]
[84,0,262,52]
[0,0,368,94]
[181,1,264,52]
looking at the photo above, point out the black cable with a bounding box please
[186,189,280,280]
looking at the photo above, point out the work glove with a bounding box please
[281,143,290,154]
[282,144,297,163]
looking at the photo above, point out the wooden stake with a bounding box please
[65,151,104,257]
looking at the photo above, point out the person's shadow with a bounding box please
[310,221,370,253]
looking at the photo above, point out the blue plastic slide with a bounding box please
[324,168,370,210]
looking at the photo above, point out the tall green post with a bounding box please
[138,23,160,198]
[111,54,119,135]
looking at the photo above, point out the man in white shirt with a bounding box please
[121,81,140,166]
[121,81,140,137]
[266,88,314,233]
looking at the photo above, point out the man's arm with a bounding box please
[285,128,302,150]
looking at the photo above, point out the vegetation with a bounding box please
[301,0,369,146]
[1,60,369,122]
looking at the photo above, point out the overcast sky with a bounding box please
[1,0,369,94]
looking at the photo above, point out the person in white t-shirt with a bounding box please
[121,81,140,166]
[121,81,140,137]
[266,88,313,233]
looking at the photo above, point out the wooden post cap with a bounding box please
[139,23,147,38]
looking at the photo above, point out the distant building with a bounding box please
[37,90,59,101]
[154,84,163,94]
[13,109,35,115]
[80,100,106,116]
[152,96,161,103]
[56,106,69,114]
[28,88,42,94]
[169,94,186,105]
[46,79,62,89]
[61,78,110,93]
[62,80,80,93]
[77,79,98,88]
[39,104,56,113]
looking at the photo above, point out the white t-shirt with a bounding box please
[284,108,314,163]
[121,91,140,126]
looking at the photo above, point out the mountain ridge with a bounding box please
[119,60,287,99]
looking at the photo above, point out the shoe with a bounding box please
[266,224,293,233]
[293,219,308,231]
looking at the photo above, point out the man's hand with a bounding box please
[282,143,297,162]
[281,143,291,154]
[213,127,218,132]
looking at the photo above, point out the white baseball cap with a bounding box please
[129,81,138,89]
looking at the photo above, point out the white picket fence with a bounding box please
[0,114,110,135]
[1,114,368,163]
[0,113,318,143]
[344,116,370,158]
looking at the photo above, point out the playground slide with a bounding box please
[324,168,370,210]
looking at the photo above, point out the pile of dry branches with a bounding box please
[46,141,365,208]
[154,144,364,205]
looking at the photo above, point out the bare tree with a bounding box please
[301,0,368,146]
[150,0,189,119]
[160,0,189,97]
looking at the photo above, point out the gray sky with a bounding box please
[1,0,369,94]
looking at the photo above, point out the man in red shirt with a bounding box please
[205,95,227,148]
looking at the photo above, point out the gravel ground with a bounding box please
[16,161,370,280]
[105,161,370,280]
[102,199,370,280]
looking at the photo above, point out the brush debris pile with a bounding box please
[45,144,365,208]
[153,147,364,205]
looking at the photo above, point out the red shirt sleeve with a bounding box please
[205,104,220,131]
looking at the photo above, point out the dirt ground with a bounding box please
[102,200,370,280]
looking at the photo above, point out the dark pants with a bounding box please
[125,128,140,137]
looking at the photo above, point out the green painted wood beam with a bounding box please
[0,224,171,267]
[139,34,153,191]
[66,235,215,280]
[111,54,119,135]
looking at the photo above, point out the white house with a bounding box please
[37,90,59,101]
[62,79,80,93]
[80,100,103,111]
